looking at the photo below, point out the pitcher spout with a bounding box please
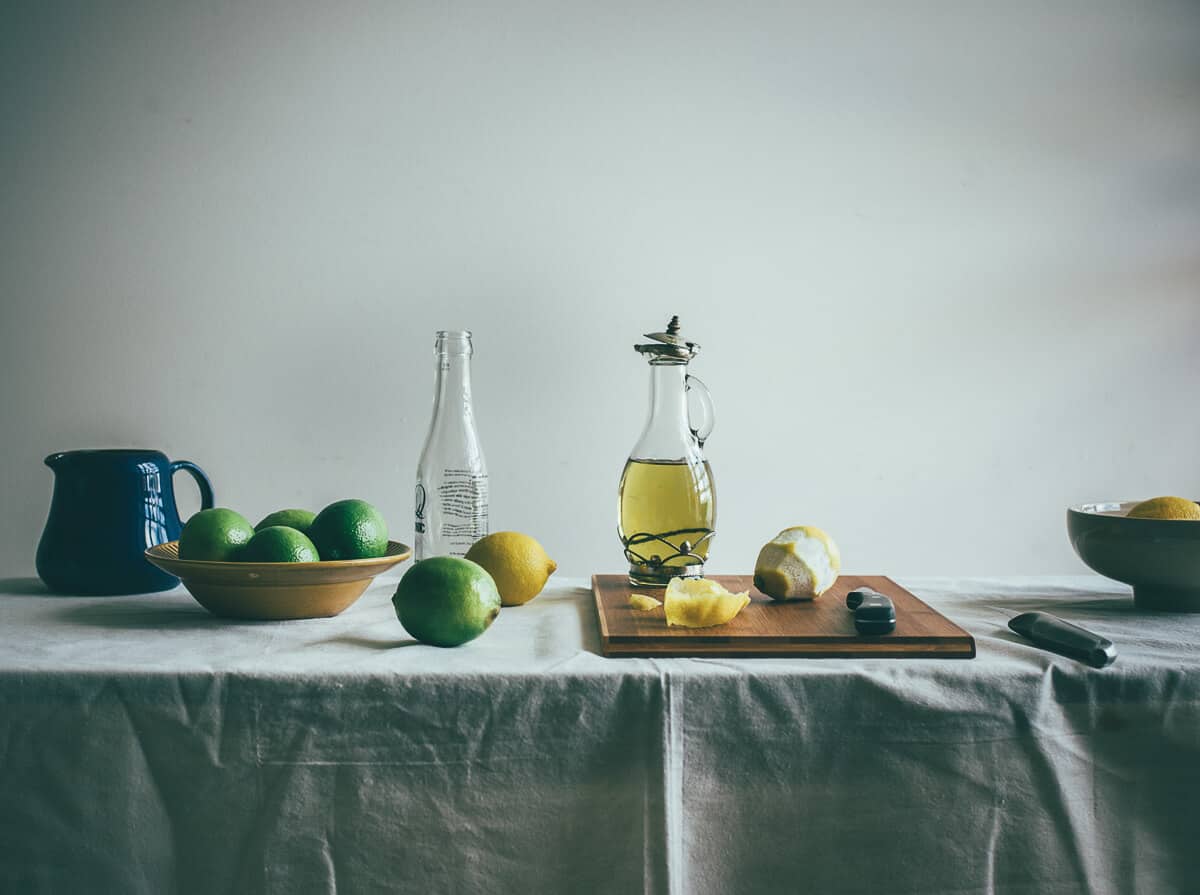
[44,452,68,470]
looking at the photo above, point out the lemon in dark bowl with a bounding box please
[1068,499,1200,612]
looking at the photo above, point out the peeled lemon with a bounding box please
[753,526,841,601]
[1127,496,1200,521]
[664,577,750,628]
[464,531,557,606]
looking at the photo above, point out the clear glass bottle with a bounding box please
[415,331,489,560]
[618,316,716,586]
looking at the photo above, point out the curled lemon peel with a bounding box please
[628,593,663,611]
[664,577,751,628]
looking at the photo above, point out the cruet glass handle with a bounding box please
[685,374,715,448]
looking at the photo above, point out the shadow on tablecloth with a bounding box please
[0,577,54,596]
[50,598,247,631]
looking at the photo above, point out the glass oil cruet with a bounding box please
[618,316,716,586]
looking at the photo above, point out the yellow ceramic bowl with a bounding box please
[145,540,412,620]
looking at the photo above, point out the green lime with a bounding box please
[256,508,317,534]
[309,499,389,560]
[392,557,501,647]
[178,508,255,561]
[239,526,320,563]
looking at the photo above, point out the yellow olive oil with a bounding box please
[618,458,715,566]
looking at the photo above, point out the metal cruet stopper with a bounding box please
[634,315,700,362]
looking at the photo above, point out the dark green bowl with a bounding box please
[1067,501,1200,612]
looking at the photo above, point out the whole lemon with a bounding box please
[464,531,557,606]
[753,526,841,601]
[1127,497,1200,521]
[392,557,501,647]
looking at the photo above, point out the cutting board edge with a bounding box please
[598,644,977,659]
[602,633,975,646]
[591,574,614,640]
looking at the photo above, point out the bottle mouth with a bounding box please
[435,330,473,356]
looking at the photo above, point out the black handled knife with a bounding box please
[1007,611,1117,668]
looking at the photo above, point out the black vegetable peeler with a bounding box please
[846,588,896,636]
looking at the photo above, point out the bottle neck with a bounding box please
[632,362,695,459]
[434,353,473,412]
[431,331,475,422]
[649,362,687,425]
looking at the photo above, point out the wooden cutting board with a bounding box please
[593,574,975,658]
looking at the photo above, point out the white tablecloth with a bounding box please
[1,573,1197,894]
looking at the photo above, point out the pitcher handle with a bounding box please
[685,374,715,448]
[170,460,214,511]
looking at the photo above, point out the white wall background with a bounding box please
[2,0,1198,579]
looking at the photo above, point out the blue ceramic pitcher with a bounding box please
[36,449,214,595]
